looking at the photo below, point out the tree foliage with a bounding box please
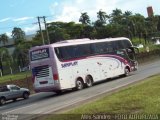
[96,10,109,27]
[0,33,9,46]
[32,8,160,46]
[79,12,91,25]
[12,27,26,45]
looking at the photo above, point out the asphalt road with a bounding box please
[0,59,160,119]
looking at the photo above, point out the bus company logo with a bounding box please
[32,49,47,55]
[61,61,78,68]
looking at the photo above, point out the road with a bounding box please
[0,60,160,119]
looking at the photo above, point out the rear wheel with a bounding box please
[55,90,62,95]
[23,92,29,99]
[76,79,84,90]
[86,76,93,87]
[0,97,6,105]
[124,67,130,76]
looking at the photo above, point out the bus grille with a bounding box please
[34,65,49,78]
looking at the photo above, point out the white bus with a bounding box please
[29,37,138,93]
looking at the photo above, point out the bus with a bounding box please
[29,37,138,93]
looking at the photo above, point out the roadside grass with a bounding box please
[45,74,160,120]
[0,71,31,83]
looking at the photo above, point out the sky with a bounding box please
[0,0,159,37]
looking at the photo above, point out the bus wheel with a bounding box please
[55,90,62,95]
[86,76,93,87]
[76,79,84,90]
[124,67,130,76]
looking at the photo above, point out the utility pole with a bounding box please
[37,16,45,45]
[43,16,50,44]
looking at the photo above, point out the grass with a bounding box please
[0,71,31,83]
[44,74,160,120]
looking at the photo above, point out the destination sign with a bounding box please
[31,48,50,61]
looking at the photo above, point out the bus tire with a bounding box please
[124,67,130,76]
[55,90,62,95]
[76,78,84,90]
[86,75,93,87]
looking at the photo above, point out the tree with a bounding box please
[12,27,26,44]
[79,12,91,25]
[0,47,11,75]
[157,16,160,31]
[120,11,134,39]
[124,11,132,17]
[13,41,31,68]
[96,10,109,26]
[11,27,29,68]
[32,30,49,45]
[112,8,123,17]
[63,22,84,39]
[0,33,9,46]
[110,8,123,24]
[46,22,71,43]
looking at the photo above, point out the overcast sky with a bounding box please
[0,0,159,36]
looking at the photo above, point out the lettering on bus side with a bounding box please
[61,61,78,68]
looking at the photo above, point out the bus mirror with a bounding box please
[126,48,132,53]
[130,46,139,54]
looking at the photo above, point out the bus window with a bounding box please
[55,46,76,60]
[123,40,132,48]
[55,44,92,60]
[117,41,124,49]
[92,42,114,55]
[75,44,92,57]
[106,42,114,53]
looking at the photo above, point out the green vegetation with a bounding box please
[45,74,160,120]
[138,44,160,53]
[0,71,31,83]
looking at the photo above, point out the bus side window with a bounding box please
[55,48,62,60]
[74,46,82,58]
[91,43,98,55]
[56,47,73,60]
[65,46,75,59]
[76,44,92,57]
[106,42,114,54]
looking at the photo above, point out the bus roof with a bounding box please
[51,37,130,47]
[30,37,130,51]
